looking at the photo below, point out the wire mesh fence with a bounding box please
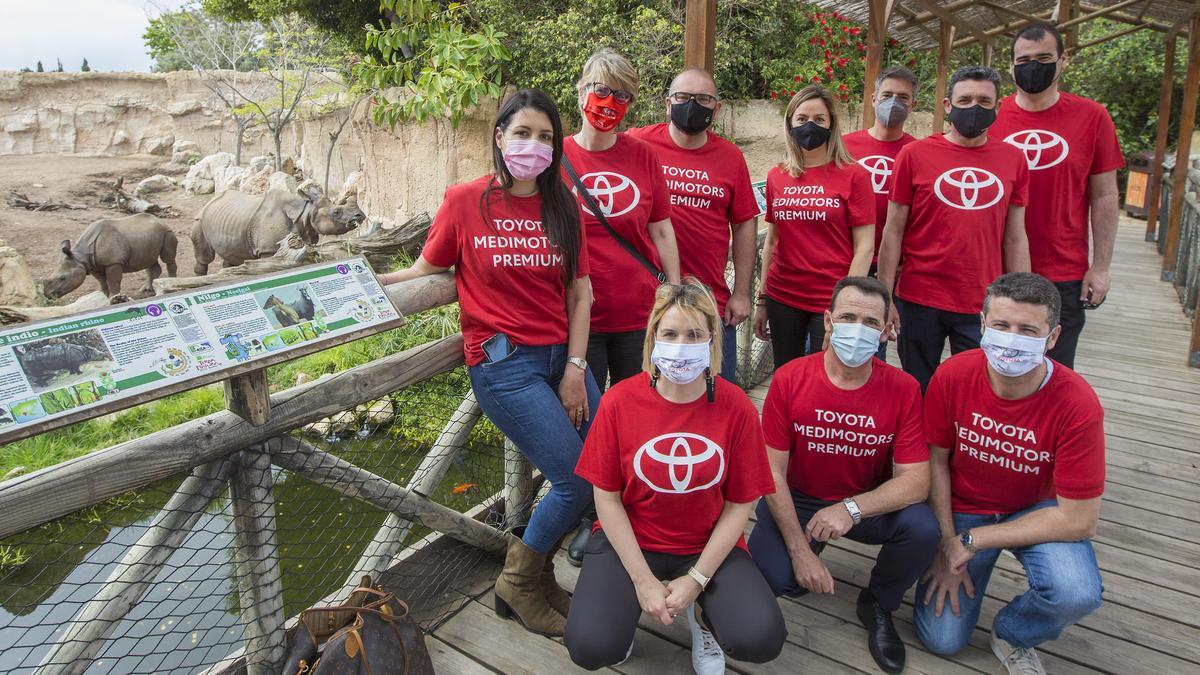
[0,239,776,674]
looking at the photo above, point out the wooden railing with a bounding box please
[1152,166,1200,366]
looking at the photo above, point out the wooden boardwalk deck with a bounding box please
[423,217,1200,674]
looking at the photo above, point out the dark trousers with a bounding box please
[1047,280,1085,369]
[766,297,826,371]
[747,493,941,613]
[565,531,787,670]
[895,297,982,392]
[586,329,645,392]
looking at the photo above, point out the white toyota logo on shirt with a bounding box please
[856,155,894,194]
[933,167,1005,211]
[633,432,725,494]
[1003,129,1070,170]
[574,171,642,218]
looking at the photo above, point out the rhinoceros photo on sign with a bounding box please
[13,331,115,393]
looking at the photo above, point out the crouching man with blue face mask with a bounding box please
[916,272,1105,675]
[748,276,940,674]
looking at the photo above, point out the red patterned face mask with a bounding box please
[583,91,629,132]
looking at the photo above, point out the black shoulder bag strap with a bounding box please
[561,155,667,283]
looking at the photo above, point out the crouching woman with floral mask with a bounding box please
[564,280,786,673]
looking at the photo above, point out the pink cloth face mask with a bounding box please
[503,139,554,181]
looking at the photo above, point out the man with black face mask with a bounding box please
[628,68,760,385]
[991,23,1123,369]
[878,66,1031,391]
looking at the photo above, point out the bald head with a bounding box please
[670,68,717,97]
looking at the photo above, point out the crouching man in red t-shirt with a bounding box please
[915,272,1105,675]
[566,281,785,673]
[748,276,940,674]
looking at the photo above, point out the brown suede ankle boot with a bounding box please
[494,531,566,636]
[540,534,572,617]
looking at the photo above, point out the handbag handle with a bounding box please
[562,155,667,283]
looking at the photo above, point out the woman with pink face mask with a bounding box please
[378,89,598,637]
[564,48,681,391]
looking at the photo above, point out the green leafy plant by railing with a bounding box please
[355,1,509,127]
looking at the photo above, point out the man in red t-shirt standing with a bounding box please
[879,66,1031,391]
[628,68,760,384]
[749,277,939,674]
[991,23,1123,369]
[915,273,1105,675]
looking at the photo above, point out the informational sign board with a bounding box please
[752,179,767,216]
[0,257,400,440]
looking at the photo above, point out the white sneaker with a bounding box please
[991,628,1047,675]
[687,603,725,675]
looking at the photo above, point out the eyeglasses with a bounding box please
[587,83,635,104]
[669,91,719,106]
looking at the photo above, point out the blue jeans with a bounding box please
[914,500,1104,654]
[721,323,739,385]
[469,343,601,554]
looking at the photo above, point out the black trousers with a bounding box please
[765,297,826,371]
[586,329,645,392]
[1047,280,1086,369]
[747,493,941,613]
[895,297,981,392]
[565,531,787,670]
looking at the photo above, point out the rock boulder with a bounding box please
[183,152,235,194]
[268,171,297,194]
[240,165,274,195]
[0,244,37,306]
[171,139,202,165]
[134,174,176,197]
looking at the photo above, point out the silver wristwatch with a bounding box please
[842,497,863,524]
[566,356,588,372]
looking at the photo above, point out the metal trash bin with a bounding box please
[1125,151,1153,219]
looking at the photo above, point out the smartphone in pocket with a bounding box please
[481,332,516,364]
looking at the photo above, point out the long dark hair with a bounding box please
[482,88,582,282]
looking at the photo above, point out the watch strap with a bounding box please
[687,566,711,590]
[567,356,588,371]
[842,497,863,524]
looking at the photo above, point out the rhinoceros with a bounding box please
[42,214,179,299]
[15,342,110,387]
[190,190,364,275]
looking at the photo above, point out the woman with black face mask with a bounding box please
[753,86,875,370]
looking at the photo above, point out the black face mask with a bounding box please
[790,120,831,150]
[948,104,996,139]
[1013,59,1059,94]
[670,99,715,135]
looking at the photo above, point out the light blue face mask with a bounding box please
[830,322,882,368]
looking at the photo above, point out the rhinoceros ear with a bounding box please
[282,197,305,222]
[61,240,73,258]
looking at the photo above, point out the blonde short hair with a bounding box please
[781,86,854,177]
[641,279,723,377]
[577,48,639,99]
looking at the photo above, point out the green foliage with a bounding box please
[54,58,63,73]
[143,3,265,73]
[35,61,43,73]
[80,58,90,72]
[202,0,382,45]
[355,1,509,127]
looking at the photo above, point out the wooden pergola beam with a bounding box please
[861,0,897,129]
[894,0,976,31]
[911,0,996,47]
[1064,0,1148,30]
[1074,21,1153,50]
[1162,13,1200,283]
[953,10,1056,49]
[1144,21,1185,241]
[683,0,717,73]
[932,22,955,134]
[893,3,942,42]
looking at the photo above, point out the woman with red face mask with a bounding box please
[563,48,681,391]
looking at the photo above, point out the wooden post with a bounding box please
[230,448,286,674]
[683,0,717,72]
[933,23,955,134]
[503,439,535,530]
[36,460,232,673]
[267,436,508,555]
[1147,24,1185,241]
[861,0,895,129]
[982,43,994,67]
[342,392,483,594]
[224,369,270,426]
[1062,0,1081,51]
[1163,15,1200,282]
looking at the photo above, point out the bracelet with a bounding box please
[686,566,711,590]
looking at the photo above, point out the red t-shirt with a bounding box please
[563,134,672,332]
[575,373,775,555]
[842,129,918,260]
[991,92,1124,281]
[764,163,875,312]
[890,134,1030,313]
[627,124,760,314]
[422,175,589,366]
[924,350,1106,515]
[762,352,927,500]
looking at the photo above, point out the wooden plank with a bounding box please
[427,635,499,674]
[267,436,508,556]
[435,600,603,675]
[230,448,286,674]
[36,459,232,673]
[223,368,271,426]
[683,0,717,73]
[0,333,466,539]
[1162,15,1200,279]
